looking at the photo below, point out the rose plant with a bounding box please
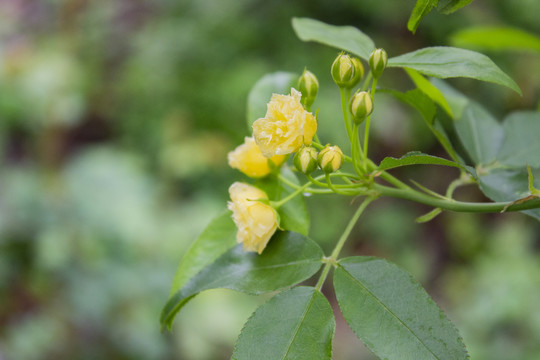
[160,16,540,360]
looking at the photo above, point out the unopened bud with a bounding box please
[368,48,388,79]
[351,57,364,85]
[297,69,319,108]
[350,91,373,124]
[318,145,343,173]
[331,53,363,88]
[294,147,318,174]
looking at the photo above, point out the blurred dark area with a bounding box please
[1,1,539,359]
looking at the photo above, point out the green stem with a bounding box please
[360,71,373,92]
[445,174,473,198]
[363,77,378,163]
[272,182,310,208]
[315,197,374,290]
[365,159,411,190]
[325,173,358,195]
[340,87,353,142]
[277,174,333,194]
[374,183,540,213]
[351,123,364,176]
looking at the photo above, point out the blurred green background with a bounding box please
[1,1,539,359]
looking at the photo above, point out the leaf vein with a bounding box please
[341,268,441,360]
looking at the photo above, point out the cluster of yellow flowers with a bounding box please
[227,87,317,253]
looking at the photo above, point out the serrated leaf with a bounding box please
[451,26,540,52]
[168,211,237,297]
[407,0,438,34]
[247,72,298,129]
[438,0,474,14]
[496,112,540,168]
[379,151,476,177]
[389,47,521,94]
[161,231,323,329]
[405,68,453,117]
[232,287,335,360]
[257,166,310,236]
[334,256,469,360]
[292,17,375,60]
[478,167,540,221]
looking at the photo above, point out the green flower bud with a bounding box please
[350,91,373,124]
[368,48,388,79]
[297,69,319,108]
[293,146,318,174]
[318,145,343,173]
[351,57,365,85]
[331,53,363,88]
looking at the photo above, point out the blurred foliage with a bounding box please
[0,0,539,359]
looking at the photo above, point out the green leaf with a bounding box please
[454,103,503,165]
[388,47,521,95]
[429,78,469,118]
[257,166,310,236]
[334,256,468,360]
[381,87,461,162]
[161,231,323,329]
[381,88,436,124]
[169,211,237,296]
[432,79,503,165]
[438,0,474,14]
[496,112,540,168]
[291,17,375,60]
[528,165,540,196]
[478,167,540,221]
[247,72,298,129]
[232,287,335,360]
[405,68,453,117]
[407,0,438,34]
[379,151,476,177]
[451,26,540,52]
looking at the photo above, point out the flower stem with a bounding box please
[361,71,373,92]
[351,122,364,176]
[277,173,333,194]
[315,197,374,290]
[340,87,353,142]
[363,77,378,164]
[272,182,311,208]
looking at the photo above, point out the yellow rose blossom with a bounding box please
[228,137,286,178]
[252,88,317,157]
[227,182,278,254]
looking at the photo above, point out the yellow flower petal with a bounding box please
[227,182,278,254]
[228,137,286,178]
[252,88,317,158]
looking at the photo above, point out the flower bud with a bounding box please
[331,53,363,88]
[351,57,365,85]
[318,145,343,173]
[293,146,318,174]
[350,91,373,124]
[297,69,319,108]
[368,48,388,79]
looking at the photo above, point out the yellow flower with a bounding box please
[252,88,317,157]
[227,182,278,254]
[228,137,286,178]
